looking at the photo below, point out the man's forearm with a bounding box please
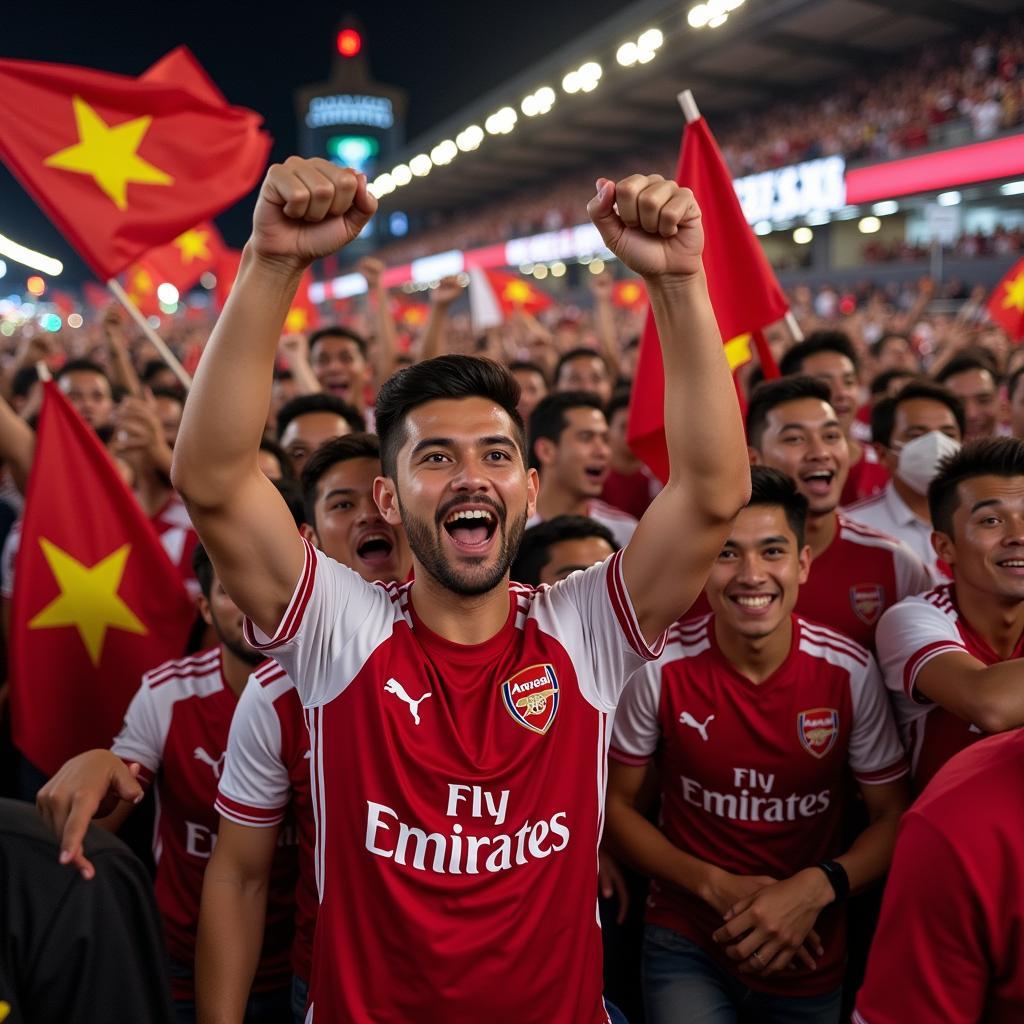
[172,246,300,505]
[835,808,903,895]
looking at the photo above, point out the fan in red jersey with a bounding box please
[853,731,1024,1024]
[528,390,639,547]
[746,375,932,649]
[876,437,1024,791]
[36,545,298,1022]
[607,467,909,1024]
[169,158,751,1022]
[198,433,411,1023]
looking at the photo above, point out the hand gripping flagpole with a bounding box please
[106,278,193,390]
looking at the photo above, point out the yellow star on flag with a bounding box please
[502,280,533,304]
[174,228,213,264]
[621,283,641,303]
[28,538,147,666]
[724,333,752,372]
[285,306,310,333]
[1002,271,1024,314]
[43,96,173,210]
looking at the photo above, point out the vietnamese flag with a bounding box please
[392,297,431,329]
[612,279,647,310]
[9,383,194,775]
[138,221,226,295]
[468,268,552,330]
[214,247,244,310]
[0,48,270,280]
[627,108,789,482]
[122,262,160,316]
[283,269,320,335]
[987,257,1024,341]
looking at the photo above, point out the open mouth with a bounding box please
[356,532,395,566]
[442,508,499,552]
[583,465,607,483]
[800,470,834,497]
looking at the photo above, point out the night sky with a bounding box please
[2,0,632,284]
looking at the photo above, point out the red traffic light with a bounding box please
[337,28,362,57]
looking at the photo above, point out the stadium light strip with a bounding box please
[0,232,63,276]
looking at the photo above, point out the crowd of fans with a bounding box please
[863,223,1024,263]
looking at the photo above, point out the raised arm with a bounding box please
[915,651,1024,734]
[171,158,376,635]
[358,257,399,384]
[587,175,750,644]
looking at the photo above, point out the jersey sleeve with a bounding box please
[109,678,167,786]
[853,815,989,1024]
[847,654,909,785]
[609,660,663,765]
[542,548,667,713]
[242,538,394,706]
[876,596,965,704]
[216,678,290,828]
[892,541,932,601]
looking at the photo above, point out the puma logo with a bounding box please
[678,711,714,742]
[193,746,226,778]
[384,678,432,725]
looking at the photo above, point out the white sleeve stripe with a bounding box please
[607,550,665,661]
[214,799,285,827]
[851,1012,869,1024]
[855,764,910,785]
[243,539,317,650]
[905,641,965,697]
[609,747,652,766]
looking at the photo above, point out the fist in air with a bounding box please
[252,156,378,270]
[587,174,703,279]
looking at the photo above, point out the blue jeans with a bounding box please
[291,974,308,1024]
[642,925,841,1024]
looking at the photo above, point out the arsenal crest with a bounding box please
[502,664,559,735]
[850,584,884,625]
[798,708,839,759]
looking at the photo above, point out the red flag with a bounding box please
[9,383,195,775]
[283,270,320,335]
[987,257,1024,341]
[468,268,552,330]
[392,296,430,328]
[612,279,647,310]
[137,221,226,294]
[50,289,77,317]
[122,263,160,316]
[82,281,111,310]
[214,248,243,310]
[0,48,270,280]
[628,113,789,482]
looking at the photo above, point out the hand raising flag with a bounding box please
[0,48,270,280]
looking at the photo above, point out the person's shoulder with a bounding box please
[795,616,872,672]
[661,614,714,660]
[879,584,957,628]
[141,647,223,697]
[844,489,887,515]
[837,513,904,552]
[588,498,639,525]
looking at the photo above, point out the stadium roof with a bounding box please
[376,0,1018,214]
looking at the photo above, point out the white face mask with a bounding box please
[895,431,961,495]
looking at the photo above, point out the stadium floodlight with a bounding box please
[0,232,63,276]
[937,190,962,206]
[638,28,664,51]
[617,42,639,67]
[550,261,567,277]
[456,125,484,151]
[793,227,813,245]
[372,172,396,196]
[484,107,517,135]
[688,5,710,28]
[577,62,602,92]
[521,86,556,117]
[430,140,458,165]
[409,154,432,177]
[872,201,899,216]
[858,216,882,234]
[588,258,605,275]
[1001,180,1024,196]
[391,163,413,186]
[562,71,580,94]
[533,265,549,280]
[753,221,772,236]
[67,312,83,328]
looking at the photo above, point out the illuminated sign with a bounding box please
[326,135,379,173]
[733,156,846,225]
[306,94,394,129]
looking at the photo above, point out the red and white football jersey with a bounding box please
[840,443,889,507]
[150,493,200,600]
[794,514,931,650]
[216,660,315,984]
[110,648,297,1000]
[854,731,1024,1024]
[876,584,1024,790]
[526,498,638,549]
[611,613,907,997]
[243,538,663,1023]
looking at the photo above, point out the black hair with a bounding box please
[259,436,294,480]
[869,368,915,398]
[56,358,111,387]
[779,330,860,376]
[745,376,832,449]
[191,542,214,599]
[746,465,809,548]
[554,347,610,387]
[300,433,381,527]
[935,350,1003,387]
[929,437,1024,535]
[308,326,368,361]
[511,514,618,586]
[141,359,179,385]
[375,355,524,478]
[871,380,965,449]
[11,365,38,399]
[528,390,607,470]
[606,386,631,423]
[509,360,549,385]
[274,477,306,528]
[276,393,365,442]
[149,385,185,407]
[870,332,912,362]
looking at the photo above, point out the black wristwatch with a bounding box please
[815,860,850,903]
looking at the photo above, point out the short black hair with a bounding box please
[56,358,111,387]
[870,332,912,361]
[554,348,610,387]
[308,326,368,361]
[528,390,607,470]
[509,360,549,385]
[276,393,365,442]
[300,432,381,527]
[511,514,618,586]
[606,386,631,423]
[869,368,915,398]
[779,330,859,376]
[11,365,38,399]
[375,355,524,478]
[872,380,966,449]
[929,437,1024,536]
[745,376,832,449]
[259,436,294,479]
[745,465,809,547]
[149,385,185,408]
[935,350,1002,387]
[141,359,180,386]
[191,542,214,599]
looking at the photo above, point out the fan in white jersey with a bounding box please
[527,390,639,547]
[198,432,411,1024]
[168,158,751,1022]
[875,437,1024,791]
[607,467,909,1024]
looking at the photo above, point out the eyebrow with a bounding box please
[322,488,358,501]
[409,435,519,457]
[777,420,841,431]
[723,535,791,548]
[969,498,1008,514]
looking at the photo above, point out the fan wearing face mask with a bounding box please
[845,382,965,583]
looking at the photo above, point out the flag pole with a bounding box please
[105,279,193,390]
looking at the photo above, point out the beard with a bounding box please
[209,609,265,667]
[400,491,528,597]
